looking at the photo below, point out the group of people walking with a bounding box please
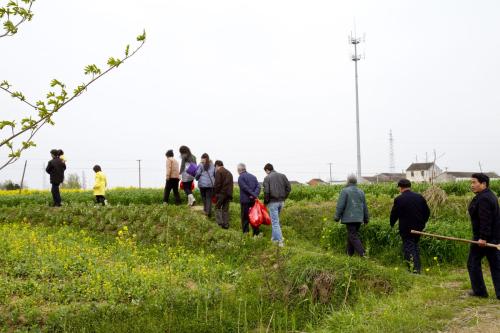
[164,146,291,246]
[335,173,500,300]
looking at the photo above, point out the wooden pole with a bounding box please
[411,230,500,250]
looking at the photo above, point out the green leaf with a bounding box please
[137,30,146,42]
[84,64,101,76]
[107,57,122,67]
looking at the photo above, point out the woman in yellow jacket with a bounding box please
[93,165,108,206]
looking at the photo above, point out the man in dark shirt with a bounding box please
[467,173,500,299]
[45,149,66,207]
[263,163,291,247]
[213,160,233,229]
[390,179,430,274]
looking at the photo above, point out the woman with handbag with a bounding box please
[195,153,216,217]
[179,145,197,206]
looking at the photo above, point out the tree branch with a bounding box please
[0,0,35,39]
[0,37,145,148]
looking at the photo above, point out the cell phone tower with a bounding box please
[350,31,364,180]
[389,130,395,173]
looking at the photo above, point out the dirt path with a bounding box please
[444,302,500,332]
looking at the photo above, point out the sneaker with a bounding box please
[278,241,284,248]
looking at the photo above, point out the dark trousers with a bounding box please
[346,223,365,257]
[215,195,231,229]
[241,202,260,236]
[164,179,181,204]
[51,183,61,207]
[199,187,213,217]
[182,181,194,195]
[402,235,421,273]
[467,243,500,298]
[95,195,106,206]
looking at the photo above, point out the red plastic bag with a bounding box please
[180,182,195,191]
[211,195,218,204]
[249,200,263,228]
[257,200,271,225]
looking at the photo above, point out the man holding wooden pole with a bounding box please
[467,173,500,299]
[390,179,430,274]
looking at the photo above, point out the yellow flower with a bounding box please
[426,268,430,272]
[123,226,128,231]
[433,257,438,261]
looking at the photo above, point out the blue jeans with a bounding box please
[268,201,284,242]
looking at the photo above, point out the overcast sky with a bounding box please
[1,0,500,189]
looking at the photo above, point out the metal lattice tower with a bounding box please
[389,130,395,173]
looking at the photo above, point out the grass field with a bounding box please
[0,185,499,332]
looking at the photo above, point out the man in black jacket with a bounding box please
[45,149,66,207]
[390,179,430,274]
[263,163,291,247]
[214,160,233,229]
[467,173,500,299]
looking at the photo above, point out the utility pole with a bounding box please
[82,171,87,190]
[42,163,47,190]
[19,160,27,193]
[389,130,395,173]
[350,31,364,180]
[137,159,142,189]
[328,163,333,184]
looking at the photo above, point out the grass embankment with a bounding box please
[0,190,498,332]
[0,203,411,332]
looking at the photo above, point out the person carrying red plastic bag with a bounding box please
[237,163,263,235]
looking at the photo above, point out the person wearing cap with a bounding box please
[467,173,500,299]
[334,174,369,257]
[390,178,430,274]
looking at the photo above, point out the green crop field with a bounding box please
[0,184,499,332]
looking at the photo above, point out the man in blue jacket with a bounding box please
[467,173,500,299]
[390,179,430,274]
[334,174,369,257]
[237,163,261,236]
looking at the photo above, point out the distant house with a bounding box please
[362,173,406,184]
[436,171,500,183]
[307,178,327,186]
[406,163,442,183]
